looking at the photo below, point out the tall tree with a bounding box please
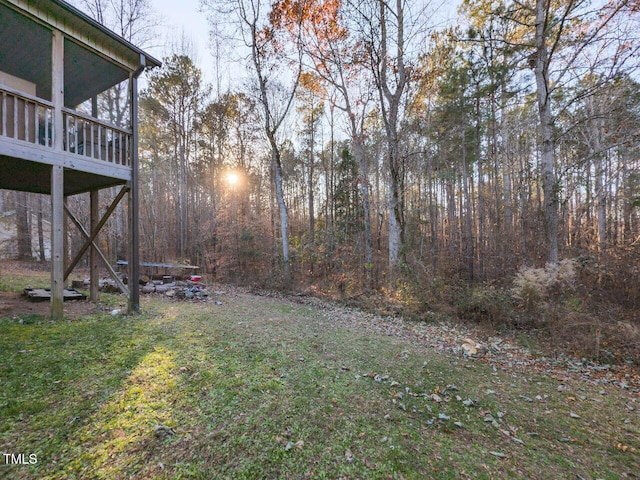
[15,191,31,260]
[203,0,304,283]
[142,54,206,260]
[363,0,410,269]
[296,72,325,246]
[301,0,376,285]
[503,0,633,262]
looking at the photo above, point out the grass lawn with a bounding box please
[0,280,638,478]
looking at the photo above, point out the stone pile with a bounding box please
[140,280,209,300]
[95,277,211,300]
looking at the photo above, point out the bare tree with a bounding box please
[510,0,633,262]
[301,0,376,285]
[202,0,304,283]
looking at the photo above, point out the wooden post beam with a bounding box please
[90,190,99,301]
[128,58,144,313]
[63,185,128,280]
[64,205,129,296]
[90,98,99,302]
[51,165,64,319]
[50,29,64,320]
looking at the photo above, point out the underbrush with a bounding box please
[315,257,640,366]
[451,260,639,365]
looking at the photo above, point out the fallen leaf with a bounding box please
[345,450,353,463]
[615,442,637,453]
[490,451,507,458]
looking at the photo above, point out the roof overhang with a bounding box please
[0,0,161,106]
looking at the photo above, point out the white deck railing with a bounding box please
[63,108,132,167]
[0,86,54,147]
[0,86,132,168]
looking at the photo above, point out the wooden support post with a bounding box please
[52,30,63,151]
[128,61,143,313]
[90,190,99,301]
[90,97,100,301]
[51,166,64,319]
[50,29,64,320]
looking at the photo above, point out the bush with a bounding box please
[511,259,577,312]
[455,286,513,327]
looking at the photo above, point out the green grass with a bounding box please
[1,292,638,479]
[0,269,50,292]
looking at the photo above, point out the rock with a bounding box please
[462,338,487,357]
[154,425,175,438]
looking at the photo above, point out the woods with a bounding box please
[2,0,639,357]
[142,1,639,288]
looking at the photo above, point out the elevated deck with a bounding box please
[0,0,160,318]
[0,85,132,195]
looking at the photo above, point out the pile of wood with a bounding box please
[139,280,209,300]
[92,276,211,301]
[23,287,87,302]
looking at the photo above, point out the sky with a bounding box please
[149,0,215,80]
[147,0,462,90]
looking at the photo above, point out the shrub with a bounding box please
[512,259,577,312]
[455,286,513,327]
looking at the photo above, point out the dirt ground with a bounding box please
[0,260,100,319]
[0,290,99,319]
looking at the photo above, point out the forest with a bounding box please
[1,0,640,363]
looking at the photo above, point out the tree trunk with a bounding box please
[308,126,315,245]
[353,134,374,287]
[534,0,559,264]
[37,195,45,261]
[461,129,474,282]
[374,0,407,271]
[388,153,403,268]
[16,191,31,259]
[273,150,291,282]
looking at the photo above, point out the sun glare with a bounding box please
[226,172,240,186]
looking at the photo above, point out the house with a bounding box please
[0,0,161,318]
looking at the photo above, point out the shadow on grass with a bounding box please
[0,307,182,479]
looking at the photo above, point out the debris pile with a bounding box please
[95,277,212,301]
[140,280,210,300]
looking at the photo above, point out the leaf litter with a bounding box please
[287,295,640,392]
